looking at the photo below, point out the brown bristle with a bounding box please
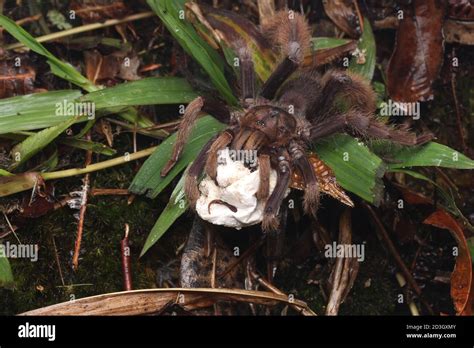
[303,182,320,217]
[256,154,271,200]
[185,174,200,209]
[261,10,311,63]
[262,212,279,232]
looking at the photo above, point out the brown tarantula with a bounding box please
[160,10,433,232]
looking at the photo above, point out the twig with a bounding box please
[5,12,155,50]
[42,146,157,181]
[250,270,317,316]
[72,134,92,271]
[121,224,133,291]
[90,188,129,196]
[51,235,65,287]
[396,273,420,316]
[363,202,434,315]
[2,212,21,244]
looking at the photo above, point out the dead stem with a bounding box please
[250,270,317,316]
[326,209,358,316]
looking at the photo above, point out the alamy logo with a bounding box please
[18,322,56,341]
[56,99,95,120]
[380,99,420,120]
[0,242,38,262]
[324,242,365,262]
[217,149,258,167]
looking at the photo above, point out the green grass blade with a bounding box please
[0,169,13,176]
[349,18,375,81]
[81,77,198,109]
[0,90,83,134]
[147,0,237,105]
[140,172,188,256]
[382,142,474,170]
[0,257,14,288]
[0,14,97,91]
[58,137,116,156]
[9,117,78,170]
[314,134,386,205]
[129,115,226,198]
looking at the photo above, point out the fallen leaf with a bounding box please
[322,0,364,38]
[423,210,473,315]
[387,0,446,102]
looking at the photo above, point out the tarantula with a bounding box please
[160,10,432,232]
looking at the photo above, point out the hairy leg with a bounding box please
[310,70,433,145]
[237,45,256,106]
[288,140,319,216]
[161,97,204,177]
[205,130,234,181]
[161,97,233,177]
[256,154,271,200]
[262,150,291,232]
[185,136,217,208]
[259,10,311,99]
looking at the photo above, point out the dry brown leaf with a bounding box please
[20,288,314,316]
[322,0,364,38]
[387,0,446,102]
[423,210,473,316]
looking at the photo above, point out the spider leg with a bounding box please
[259,11,311,99]
[265,204,287,282]
[310,70,434,145]
[262,150,291,232]
[256,154,271,200]
[231,128,253,150]
[161,97,204,177]
[289,141,320,217]
[185,135,217,208]
[161,97,233,177]
[204,130,234,181]
[237,45,256,106]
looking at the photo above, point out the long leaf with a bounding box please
[9,118,78,170]
[0,90,83,134]
[81,77,198,109]
[147,0,238,105]
[381,142,474,170]
[0,14,155,129]
[140,172,188,256]
[129,115,225,198]
[0,14,97,91]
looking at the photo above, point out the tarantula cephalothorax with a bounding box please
[160,10,433,232]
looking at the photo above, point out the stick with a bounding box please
[72,135,92,271]
[121,224,133,291]
[5,12,155,50]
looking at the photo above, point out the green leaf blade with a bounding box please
[147,0,237,105]
[315,134,386,205]
[140,173,188,256]
[129,115,226,198]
